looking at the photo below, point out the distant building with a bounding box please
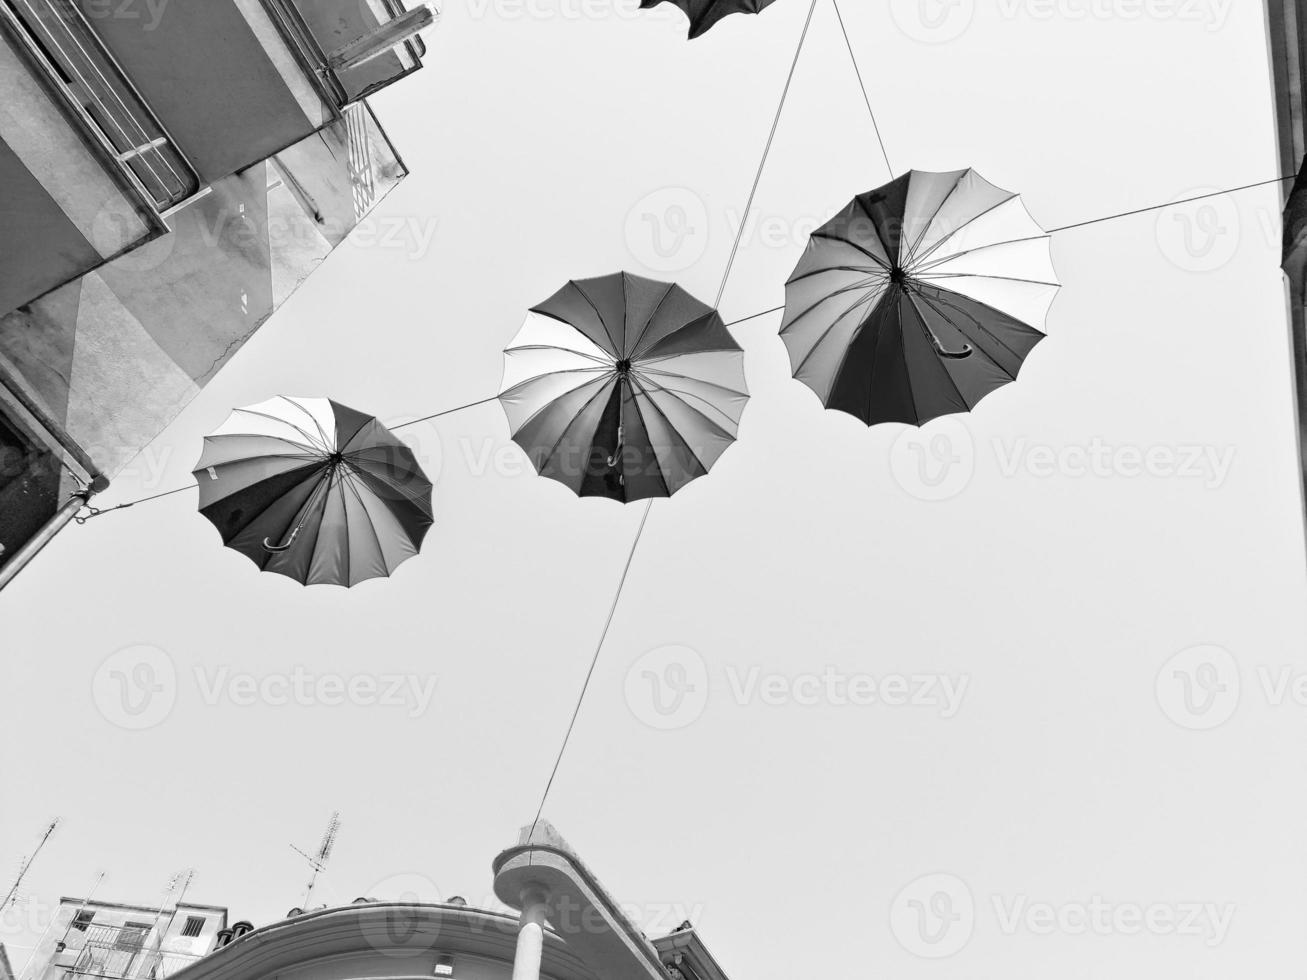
[24,898,228,980]
[0,0,433,586]
[32,824,733,980]
[1266,1,1307,540]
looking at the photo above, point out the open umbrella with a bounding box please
[194,396,433,587]
[782,168,1059,426]
[640,0,778,38]
[498,272,748,502]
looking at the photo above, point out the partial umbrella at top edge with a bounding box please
[640,0,780,38]
[193,396,433,588]
[782,168,1060,427]
[498,272,749,503]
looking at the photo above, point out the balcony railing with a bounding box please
[0,0,199,210]
[67,926,201,980]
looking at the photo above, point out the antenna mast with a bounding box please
[290,813,340,909]
[3,818,60,910]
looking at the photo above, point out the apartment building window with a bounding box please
[180,917,204,939]
[0,0,199,208]
[114,923,151,951]
[71,911,94,932]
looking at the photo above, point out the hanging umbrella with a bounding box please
[194,396,433,587]
[782,168,1059,426]
[640,0,778,38]
[498,272,748,502]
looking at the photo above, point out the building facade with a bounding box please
[21,826,732,980]
[1266,0,1307,543]
[24,897,228,980]
[0,0,432,586]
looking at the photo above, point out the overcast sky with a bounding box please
[5,1,1307,978]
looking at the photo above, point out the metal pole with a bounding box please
[0,496,86,592]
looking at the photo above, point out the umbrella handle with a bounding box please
[263,525,302,554]
[934,340,974,359]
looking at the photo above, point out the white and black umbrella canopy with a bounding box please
[639,0,779,38]
[194,396,433,587]
[499,272,749,503]
[782,168,1060,426]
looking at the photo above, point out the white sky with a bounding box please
[5,1,1307,978]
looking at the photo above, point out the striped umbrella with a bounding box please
[498,272,749,502]
[640,0,778,38]
[782,168,1059,426]
[194,396,433,587]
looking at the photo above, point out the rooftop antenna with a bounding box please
[149,869,196,947]
[3,818,60,911]
[289,812,340,909]
[20,870,104,980]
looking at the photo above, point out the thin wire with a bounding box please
[78,483,196,520]
[715,0,821,309]
[725,305,785,328]
[391,396,500,430]
[831,0,892,176]
[526,498,654,845]
[1048,175,1297,234]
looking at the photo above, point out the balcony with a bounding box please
[265,0,429,104]
[0,0,198,210]
[67,926,201,980]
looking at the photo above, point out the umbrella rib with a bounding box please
[628,374,711,482]
[505,345,613,368]
[570,279,623,357]
[340,467,390,577]
[916,272,1059,289]
[783,278,889,339]
[342,457,435,521]
[630,311,737,363]
[913,234,1050,274]
[854,193,900,265]
[622,378,672,497]
[504,373,613,441]
[903,288,975,409]
[531,379,617,478]
[808,232,892,271]
[626,279,677,358]
[902,170,969,266]
[791,286,885,377]
[232,408,327,455]
[211,464,328,544]
[635,373,742,433]
[787,263,887,286]
[637,363,748,398]
[912,288,1022,379]
[911,193,1019,268]
[280,395,335,452]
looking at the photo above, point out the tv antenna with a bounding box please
[289,812,340,908]
[3,817,60,910]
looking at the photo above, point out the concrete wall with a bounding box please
[70,0,331,185]
[0,27,159,317]
[0,104,407,480]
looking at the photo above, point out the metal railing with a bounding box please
[68,927,201,980]
[1,0,198,209]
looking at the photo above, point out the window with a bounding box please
[114,923,151,951]
[71,911,94,932]
[180,916,204,939]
